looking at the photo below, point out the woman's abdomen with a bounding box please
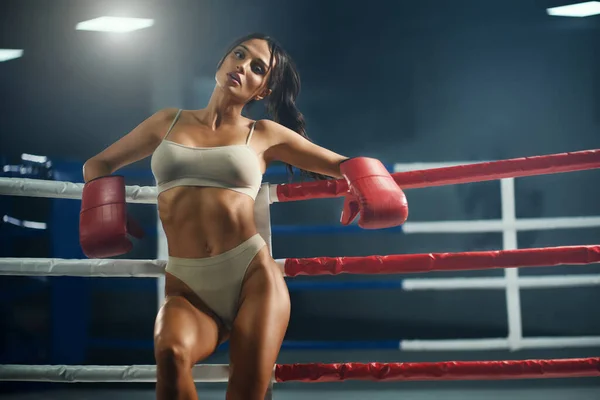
[158,187,257,258]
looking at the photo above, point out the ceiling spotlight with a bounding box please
[547,1,600,17]
[76,16,155,33]
[0,49,24,62]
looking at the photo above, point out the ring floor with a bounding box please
[2,380,600,400]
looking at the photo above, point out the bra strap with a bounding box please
[246,121,257,145]
[163,109,182,140]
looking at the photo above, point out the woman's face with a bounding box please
[216,38,274,103]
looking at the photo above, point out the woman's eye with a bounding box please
[253,64,264,74]
[234,50,243,58]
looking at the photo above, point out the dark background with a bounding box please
[1,0,599,397]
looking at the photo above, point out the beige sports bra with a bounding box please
[150,109,263,200]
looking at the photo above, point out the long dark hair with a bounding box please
[217,33,329,181]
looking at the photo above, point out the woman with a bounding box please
[79,33,407,399]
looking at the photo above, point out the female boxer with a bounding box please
[79,33,407,400]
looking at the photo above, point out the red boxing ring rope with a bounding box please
[275,357,600,382]
[283,244,600,276]
[275,149,600,202]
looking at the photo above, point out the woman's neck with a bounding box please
[201,86,246,130]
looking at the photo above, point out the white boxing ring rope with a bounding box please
[0,364,232,383]
[1,148,600,387]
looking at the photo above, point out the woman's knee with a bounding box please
[154,339,193,372]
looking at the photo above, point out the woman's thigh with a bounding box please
[154,294,221,364]
[226,250,291,398]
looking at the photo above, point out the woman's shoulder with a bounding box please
[254,118,282,133]
[153,107,183,120]
[140,108,182,129]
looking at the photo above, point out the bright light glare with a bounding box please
[76,16,155,33]
[0,49,24,62]
[547,1,600,17]
[21,153,48,164]
[3,215,47,230]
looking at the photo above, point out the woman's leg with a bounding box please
[226,250,291,400]
[154,294,221,400]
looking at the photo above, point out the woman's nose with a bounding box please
[236,61,250,73]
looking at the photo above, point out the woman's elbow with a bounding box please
[83,157,112,182]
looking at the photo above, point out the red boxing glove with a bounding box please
[340,157,408,229]
[79,175,144,258]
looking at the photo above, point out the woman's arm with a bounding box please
[260,119,408,229]
[79,108,178,258]
[83,108,178,182]
[260,119,348,178]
